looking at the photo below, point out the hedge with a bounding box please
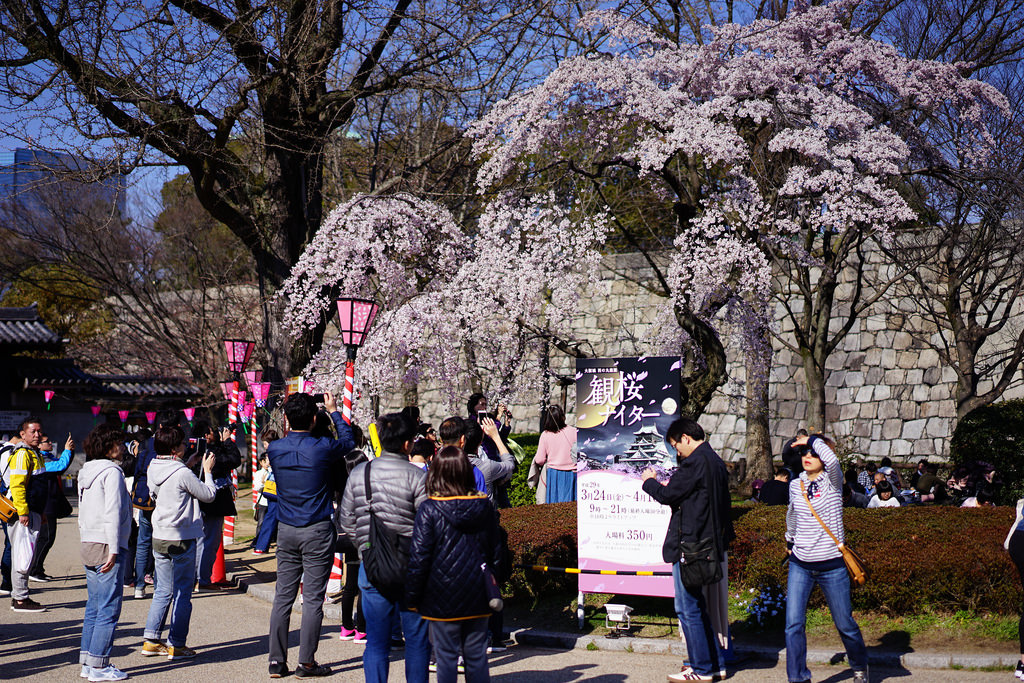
[500,502,1022,613]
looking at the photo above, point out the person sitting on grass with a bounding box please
[867,480,900,508]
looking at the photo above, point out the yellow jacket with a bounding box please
[8,445,44,516]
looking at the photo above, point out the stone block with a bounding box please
[892,385,912,401]
[941,366,959,383]
[869,440,891,457]
[881,348,897,367]
[777,383,797,401]
[919,349,940,367]
[881,419,902,440]
[922,367,941,385]
[902,419,927,440]
[926,417,949,438]
[898,351,920,370]
[825,386,837,403]
[826,371,845,387]
[825,353,845,371]
[847,353,866,371]
[840,403,860,421]
[913,439,934,456]
[891,439,912,456]
[871,424,882,441]
[894,332,913,350]
[884,370,906,385]
[717,415,737,434]
[860,403,877,419]
[852,420,872,438]
[865,348,882,366]
[836,388,854,405]
[906,369,924,385]
[919,401,937,418]
[877,401,899,420]
[855,386,874,403]
[900,403,920,420]
[825,403,840,424]
[865,315,886,331]
[938,401,956,418]
[876,331,895,348]
[912,385,930,402]
[930,385,952,402]
[874,385,891,401]
[865,367,884,384]
[845,372,865,388]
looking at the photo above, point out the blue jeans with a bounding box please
[144,539,197,647]
[672,562,721,677]
[253,500,278,552]
[135,511,154,587]
[80,553,127,668]
[785,560,868,682]
[358,564,429,683]
[196,516,223,584]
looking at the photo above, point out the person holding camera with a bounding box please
[189,421,242,590]
[140,425,216,661]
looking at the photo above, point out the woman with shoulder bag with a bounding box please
[406,446,503,683]
[785,434,869,683]
[1004,497,1024,680]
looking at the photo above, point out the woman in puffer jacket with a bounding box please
[406,446,503,683]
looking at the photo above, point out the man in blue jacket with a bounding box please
[267,392,354,678]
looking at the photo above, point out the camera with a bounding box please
[310,393,326,403]
[186,437,207,460]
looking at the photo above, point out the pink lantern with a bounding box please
[243,369,263,387]
[183,407,196,421]
[220,381,234,401]
[335,297,379,348]
[237,390,247,407]
[118,410,130,423]
[223,339,255,373]
[43,389,55,403]
[145,411,157,425]
[241,401,255,421]
[251,382,271,407]
[91,405,102,417]
[303,380,315,394]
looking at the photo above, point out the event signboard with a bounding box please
[575,356,681,598]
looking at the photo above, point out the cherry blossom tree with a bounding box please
[468,0,1004,478]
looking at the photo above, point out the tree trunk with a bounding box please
[802,352,827,432]
[744,326,774,485]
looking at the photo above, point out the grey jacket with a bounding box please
[78,459,132,552]
[468,449,515,502]
[339,452,427,560]
[149,458,216,541]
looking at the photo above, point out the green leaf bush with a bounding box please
[951,398,1024,505]
[501,502,1021,613]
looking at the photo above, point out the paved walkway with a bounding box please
[0,510,1016,681]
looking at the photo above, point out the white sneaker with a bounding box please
[88,665,128,681]
[80,665,93,679]
[133,586,144,599]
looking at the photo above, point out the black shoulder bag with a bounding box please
[676,453,724,588]
[360,460,410,602]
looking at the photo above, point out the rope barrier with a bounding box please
[518,564,672,576]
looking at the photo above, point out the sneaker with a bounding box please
[11,598,46,613]
[134,586,145,600]
[487,641,508,653]
[88,665,128,681]
[353,631,367,644]
[1016,661,1024,681]
[295,662,331,677]
[667,669,713,682]
[428,661,437,673]
[457,656,465,674]
[166,645,196,660]
[269,661,289,678]
[252,549,266,555]
[852,670,869,683]
[81,665,93,678]
[140,640,169,657]
[339,627,357,640]
[195,583,222,592]
[28,573,51,583]
[0,588,10,597]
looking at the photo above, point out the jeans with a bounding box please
[429,617,490,683]
[135,511,154,587]
[144,539,197,647]
[253,500,278,552]
[80,553,127,668]
[269,521,334,665]
[672,561,721,677]
[785,560,868,682]
[1009,530,1024,652]
[196,515,223,584]
[358,564,430,683]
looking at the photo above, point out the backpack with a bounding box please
[360,460,410,602]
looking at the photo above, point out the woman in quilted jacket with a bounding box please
[406,446,502,683]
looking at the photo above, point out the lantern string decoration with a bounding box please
[251,382,271,407]
[118,410,130,425]
[183,407,196,427]
[43,389,55,410]
[223,339,255,373]
[145,411,157,425]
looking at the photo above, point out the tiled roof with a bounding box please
[0,306,62,350]
[18,358,97,389]
[93,375,203,398]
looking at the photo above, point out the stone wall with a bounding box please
[383,249,1024,463]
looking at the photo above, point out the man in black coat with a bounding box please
[642,418,732,683]
[190,420,242,589]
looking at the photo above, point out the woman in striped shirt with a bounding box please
[785,434,869,683]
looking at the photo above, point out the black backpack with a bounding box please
[360,460,410,602]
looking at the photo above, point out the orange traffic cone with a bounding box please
[211,536,226,584]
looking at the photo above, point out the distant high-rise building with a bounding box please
[0,147,126,223]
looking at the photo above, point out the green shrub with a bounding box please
[500,501,577,600]
[951,398,1024,505]
[501,502,1021,614]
